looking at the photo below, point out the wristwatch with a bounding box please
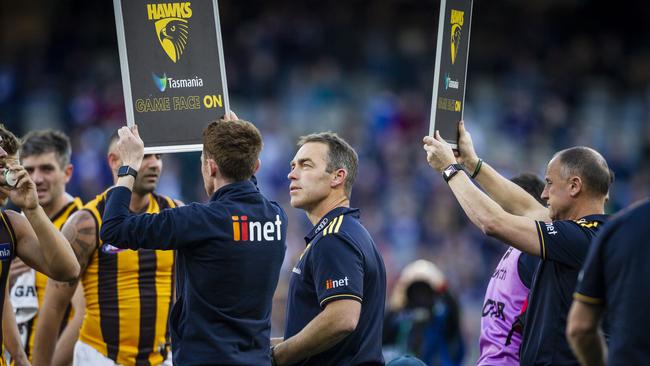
[117,165,138,179]
[442,163,464,183]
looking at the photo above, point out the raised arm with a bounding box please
[100,125,216,251]
[455,121,549,221]
[32,210,96,366]
[423,133,542,256]
[2,165,79,282]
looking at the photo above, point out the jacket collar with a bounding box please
[209,177,259,202]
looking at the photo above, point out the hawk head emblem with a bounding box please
[154,18,189,63]
[450,23,462,65]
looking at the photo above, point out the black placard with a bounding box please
[429,0,473,148]
[113,0,229,153]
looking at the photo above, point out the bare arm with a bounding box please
[51,284,85,366]
[8,207,79,283]
[567,300,606,366]
[424,134,542,256]
[32,210,96,366]
[3,286,30,366]
[447,171,542,256]
[272,299,360,366]
[455,121,549,220]
[0,166,79,282]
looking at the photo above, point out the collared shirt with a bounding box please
[101,179,287,366]
[520,214,608,366]
[284,207,386,366]
[575,200,650,366]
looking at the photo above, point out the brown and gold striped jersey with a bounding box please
[79,189,176,366]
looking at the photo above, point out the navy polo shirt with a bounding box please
[101,179,287,366]
[519,214,608,365]
[575,200,650,366]
[284,207,386,366]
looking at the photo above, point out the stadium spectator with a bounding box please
[477,173,543,365]
[99,115,287,365]
[33,130,180,366]
[422,121,611,365]
[383,259,465,366]
[272,132,386,365]
[567,198,650,366]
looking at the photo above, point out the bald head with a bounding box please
[552,147,612,197]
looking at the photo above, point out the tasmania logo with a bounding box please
[0,243,11,261]
[146,2,192,63]
[325,276,349,290]
[232,215,283,242]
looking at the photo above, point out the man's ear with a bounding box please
[107,152,121,173]
[330,168,348,190]
[209,158,219,178]
[64,164,74,184]
[253,159,261,174]
[568,176,583,197]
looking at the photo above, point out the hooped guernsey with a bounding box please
[80,189,177,366]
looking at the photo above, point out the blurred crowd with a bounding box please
[2,0,649,363]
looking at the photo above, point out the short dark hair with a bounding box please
[202,119,263,182]
[553,146,611,197]
[20,129,72,168]
[511,173,545,205]
[297,132,358,197]
[0,124,20,156]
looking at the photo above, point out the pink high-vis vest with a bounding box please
[477,247,530,366]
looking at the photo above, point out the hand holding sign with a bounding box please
[429,0,474,148]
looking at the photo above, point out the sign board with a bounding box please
[113,0,229,153]
[429,0,473,148]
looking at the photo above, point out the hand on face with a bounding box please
[117,125,145,169]
[0,165,39,210]
[422,131,458,172]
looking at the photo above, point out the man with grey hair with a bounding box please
[271,132,386,365]
[423,121,611,365]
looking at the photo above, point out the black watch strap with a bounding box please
[442,163,464,183]
[117,165,138,179]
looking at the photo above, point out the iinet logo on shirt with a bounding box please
[232,215,282,242]
[325,276,349,290]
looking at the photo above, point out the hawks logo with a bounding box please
[450,9,464,65]
[147,2,193,63]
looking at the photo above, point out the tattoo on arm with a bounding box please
[61,211,97,285]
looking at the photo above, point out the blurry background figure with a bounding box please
[384,260,464,366]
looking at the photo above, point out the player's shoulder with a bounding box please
[314,213,370,250]
[150,191,183,209]
[64,208,98,232]
[83,190,109,210]
[1,209,26,233]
